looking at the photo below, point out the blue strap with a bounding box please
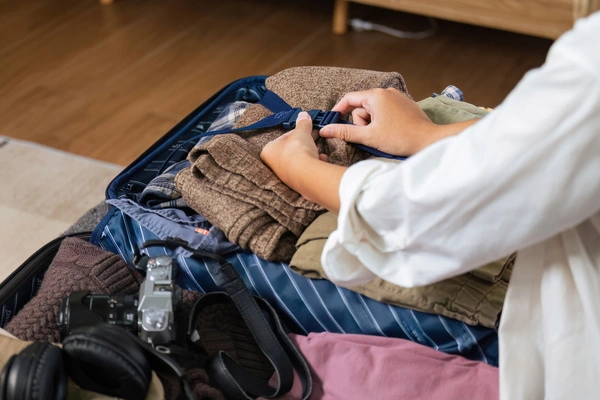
[203,110,298,136]
[257,90,407,160]
[257,90,293,113]
[191,90,407,160]
[353,144,407,160]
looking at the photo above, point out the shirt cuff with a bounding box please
[320,159,390,287]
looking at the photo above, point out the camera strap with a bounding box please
[139,238,312,400]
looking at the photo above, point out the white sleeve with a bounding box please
[322,12,600,288]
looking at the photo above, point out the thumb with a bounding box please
[319,123,361,143]
[294,111,320,141]
[294,111,313,131]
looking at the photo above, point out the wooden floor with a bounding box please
[0,0,553,166]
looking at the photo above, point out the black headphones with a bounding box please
[0,324,193,400]
[0,341,66,400]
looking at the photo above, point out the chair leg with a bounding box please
[332,0,349,34]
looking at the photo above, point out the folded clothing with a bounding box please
[176,134,322,261]
[5,237,143,343]
[289,95,513,328]
[267,66,408,111]
[269,332,499,400]
[177,67,409,261]
[290,211,513,328]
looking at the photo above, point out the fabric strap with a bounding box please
[139,238,312,400]
[189,90,407,161]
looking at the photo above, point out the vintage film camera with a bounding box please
[58,255,182,347]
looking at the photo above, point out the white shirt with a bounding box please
[322,12,600,400]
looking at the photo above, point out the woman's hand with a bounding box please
[261,111,346,212]
[261,111,323,183]
[320,88,477,156]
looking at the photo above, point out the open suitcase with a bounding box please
[0,72,501,400]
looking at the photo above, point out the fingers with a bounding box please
[294,111,320,141]
[351,108,371,126]
[319,123,362,144]
[289,113,330,162]
[331,89,380,114]
[295,110,312,127]
[262,112,319,170]
[332,92,368,114]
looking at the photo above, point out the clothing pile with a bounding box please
[107,67,507,398]
[1,239,500,400]
[173,67,514,328]
[1,67,510,399]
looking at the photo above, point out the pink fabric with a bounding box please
[271,332,498,400]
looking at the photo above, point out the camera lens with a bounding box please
[58,291,139,340]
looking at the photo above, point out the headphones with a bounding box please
[0,324,193,400]
[0,341,66,400]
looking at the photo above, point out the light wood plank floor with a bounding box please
[0,0,553,165]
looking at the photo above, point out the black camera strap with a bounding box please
[139,239,312,400]
[140,342,197,400]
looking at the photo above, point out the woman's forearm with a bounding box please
[261,108,478,214]
[276,119,478,212]
[282,156,346,213]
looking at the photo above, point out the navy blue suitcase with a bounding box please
[91,75,499,366]
[1,75,499,367]
[0,76,498,365]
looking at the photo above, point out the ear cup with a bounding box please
[61,324,151,400]
[0,354,18,400]
[0,342,66,400]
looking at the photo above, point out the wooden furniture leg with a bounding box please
[99,0,115,4]
[574,0,600,18]
[332,0,349,34]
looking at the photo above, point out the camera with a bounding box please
[58,255,182,347]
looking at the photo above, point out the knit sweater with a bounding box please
[4,238,272,400]
[177,66,409,261]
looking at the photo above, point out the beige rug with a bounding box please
[0,137,123,283]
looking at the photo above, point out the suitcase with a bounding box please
[0,76,268,327]
[91,75,498,366]
[0,76,314,400]
[0,228,311,398]
[1,74,499,365]
[0,73,503,400]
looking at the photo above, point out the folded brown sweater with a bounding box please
[5,237,143,343]
[177,66,409,261]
